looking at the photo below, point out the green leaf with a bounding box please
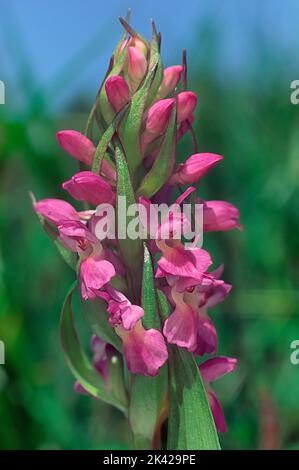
[137,105,177,198]
[167,347,221,450]
[82,297,122,352]
[60,283,128,415]
[114,141,143,296]
[157,289,220,450]
[129,251,168,450]
[129,367,168,450]
[91,106,128,174]
[146,21,163,106]
[141,244,160,329]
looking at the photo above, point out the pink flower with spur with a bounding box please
[199,356,237,433]
[169,153,223,185]
[34,198,80,226]
[99,286,168,377]
[56,130,116,181]
[63,171,115,206]
[162,268,231,355]
[202,200,242,232]
[163,287,217,355]
[57,219,116,300]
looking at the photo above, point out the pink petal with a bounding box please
[80,257,115,300]
[58,220,97,244]
[156,244,212,282]
[199,356,238,383]
[121,304,144,330]
[163,300,198,351]
[63,171,115,206]
[120,322,168,377]
[56,130,95,166]
[203,200,241,232]
[194,313,218,356]
[105,75,130,112]
[128,46,147,91]
[34,198,80,226]
[157,65,183,99]
[172,153,223,185]
[177,91,197,124]
[207,389,227,433]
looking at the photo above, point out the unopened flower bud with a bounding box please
[141,98,175,151]
[105,75,130,112]
[177,91,197,123]
[128,46,148,92]
[157,65,183,99]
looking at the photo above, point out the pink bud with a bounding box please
[62,171,115,206]
[128,46,147,91]
[129,37,148,56]
[177,91,197,124]
[141,98,175,151]
[170,153,223,185]
[202,200,242,232]
[105,75,130,112]
[157,65,183,99]
[34,198,80,226]
[56,130,96,166]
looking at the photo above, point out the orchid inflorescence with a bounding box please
[33,17,240,449]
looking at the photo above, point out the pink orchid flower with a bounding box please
[57,219,116,300]
[169,153,223,185]
[99,286,168,377]
[56,130,116,181]
[157,65,183,99]
[63,171,115,206]
[199,356,237,433]
[105,75,131,112]
[163,287,217,354]
[202,200,242,232]
[34,198,80,226]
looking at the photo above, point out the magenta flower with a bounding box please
[127,46,148,92]
[57,130,116,181]
[199,356,237,433]
[34,198,80,226]
[177,91,197,123]
[99,286,168,376]
[157,65,183,99]
[62,171,115,206]
[170,153,223,185]
[202,200,242,232]
[105,75,131,112]
[57,219,116,300]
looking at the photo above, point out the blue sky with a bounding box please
[1,0,299,109]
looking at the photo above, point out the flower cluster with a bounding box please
[33,19,239,433]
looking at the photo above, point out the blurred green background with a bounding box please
[1,0,299,450]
